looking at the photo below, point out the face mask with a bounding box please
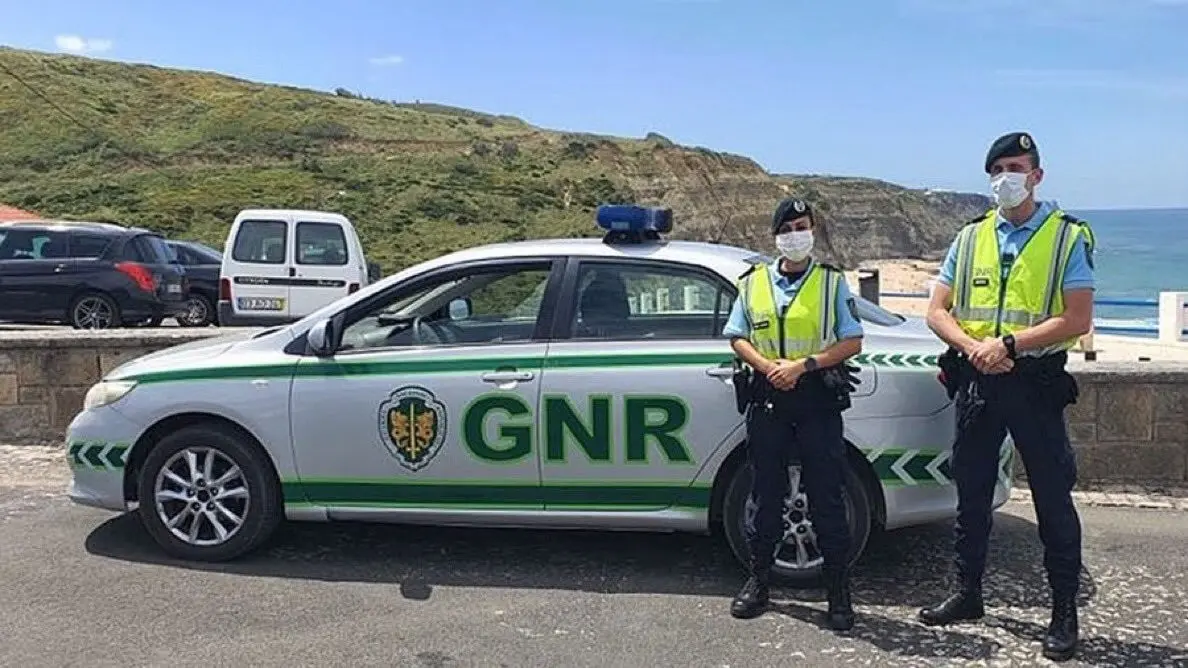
[991,171,1032,209]
[775,230,813,261]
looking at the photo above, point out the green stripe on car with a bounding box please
[68,441,129,471]
[281,479,713,509]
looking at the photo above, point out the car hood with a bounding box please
[105,329,266,382]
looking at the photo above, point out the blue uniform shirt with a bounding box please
[721,259,865,342]
[936,200,1095,291]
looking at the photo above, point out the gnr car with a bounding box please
[65,206,1014,585]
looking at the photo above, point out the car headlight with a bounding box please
[83,380,138,411]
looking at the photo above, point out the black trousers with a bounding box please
[951,372,1082,600]
[743,397,851,575]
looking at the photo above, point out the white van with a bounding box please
[217,209,380,326]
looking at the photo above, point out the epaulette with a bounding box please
[965,210,994,226]
[737,264,759,280]
[816,261,843,273]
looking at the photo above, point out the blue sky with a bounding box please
[2,0,1187,209]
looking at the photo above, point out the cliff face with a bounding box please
[0,47,989,271]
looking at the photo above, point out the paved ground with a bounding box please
[2,446,1187,667]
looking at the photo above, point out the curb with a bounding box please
[1009,487,1188,511]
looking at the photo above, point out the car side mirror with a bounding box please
[448,298,471,321]
[367,261,382,283]
[306,318,341,356]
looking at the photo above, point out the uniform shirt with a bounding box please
[935,200,1095,357]
[721,258,865,343]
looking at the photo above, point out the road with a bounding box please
[2,446,1187,667]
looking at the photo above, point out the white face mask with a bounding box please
[990,171,1032,209]
[775,230,814,261]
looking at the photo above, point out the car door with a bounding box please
[287,257,564,515]
[224,217,292,318]
[534,257,743,511]
[0,228,75,318]
[289,219,355,317]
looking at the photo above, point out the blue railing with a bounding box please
[877,292,1187,337]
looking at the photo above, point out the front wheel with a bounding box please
[136,424,283,562]
[721,456,872,587]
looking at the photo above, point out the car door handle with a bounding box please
[705,366,735,378]
[480,370,535,383]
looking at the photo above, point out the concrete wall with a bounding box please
[2,330,1186,489]
[0,329,248,444]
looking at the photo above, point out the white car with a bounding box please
[66,206,1013,586]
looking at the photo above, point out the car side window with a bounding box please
[296,222,348,266]
[570,261,732,341]
[71,233,112,259]
[232,220,287,264]
[338,262,555,352]
[0,230,68,260]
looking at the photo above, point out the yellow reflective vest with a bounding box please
[950,207,1095,355]
[738,261,842,360]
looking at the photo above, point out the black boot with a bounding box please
[1042,598,1078,662]
[730,574,770,619]
[824,566,855,631]
[918,581,984,626]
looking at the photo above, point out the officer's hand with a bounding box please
[970,354,1013,374]
[969,337,1008,370]
[767,359,804,390]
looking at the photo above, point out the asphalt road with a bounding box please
[2,451,1187,667]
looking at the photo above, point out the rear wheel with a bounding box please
[177,294,214,327]
[722,457,872,587]
[69,292,121,329]
[136,424,282,562]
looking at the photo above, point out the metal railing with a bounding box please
[876,291,1188,337]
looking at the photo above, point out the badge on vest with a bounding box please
[973,277,990,287]
[753,320,771,330]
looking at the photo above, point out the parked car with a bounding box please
[217,209,381,327]
[66,205,1014,586]
[165,240,222,327]
[0,220,189,329]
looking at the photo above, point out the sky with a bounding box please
[2,0,1187,210]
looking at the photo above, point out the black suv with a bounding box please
[0,220,189,329]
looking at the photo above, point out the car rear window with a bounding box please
[231,220,288,264]
[70,233,112,258]
[296,221,348,266]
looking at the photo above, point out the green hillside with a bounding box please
[0,47,989,272]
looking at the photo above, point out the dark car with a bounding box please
[165,239,222,327]
[0,220,189,329]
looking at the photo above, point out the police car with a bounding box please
[65,205,1013,585]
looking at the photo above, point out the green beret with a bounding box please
[984,131,1040,173]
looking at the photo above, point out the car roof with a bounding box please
[0,219,147,235]
[417,236,770,282]
[234,209,352,223]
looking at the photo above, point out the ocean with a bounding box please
[1068,206,1188,336]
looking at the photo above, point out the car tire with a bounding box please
[721,453,872,588]
[135,423,283,562]
[177,294,214,327]
[68,292,122,329]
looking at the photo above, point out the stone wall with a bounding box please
[0,329,249,444]
[1,330,1186,489]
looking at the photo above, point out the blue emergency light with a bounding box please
[595,204,673,244]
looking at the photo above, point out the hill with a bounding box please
[0,47,990,272]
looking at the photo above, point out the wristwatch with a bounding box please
[1003,334,1017,359]
[804,355,819,372]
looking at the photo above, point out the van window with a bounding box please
[232,220,288,265]
[296,221,348,266]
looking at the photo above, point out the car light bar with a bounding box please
[595,204,674,234]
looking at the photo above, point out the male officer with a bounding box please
[722,197,865,630]
[920,132,1094,662]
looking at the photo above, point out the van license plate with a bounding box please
[166,284,182,294]
[238,297,285,311]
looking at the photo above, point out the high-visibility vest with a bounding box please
[738,261,841,360]
[950,207,1095,355]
